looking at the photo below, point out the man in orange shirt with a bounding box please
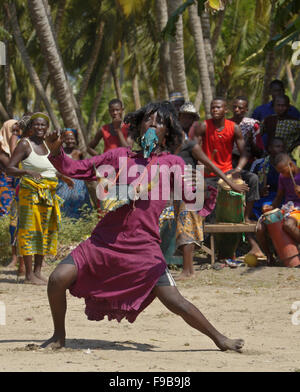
[193,98,260,220]
[192,98,262,256]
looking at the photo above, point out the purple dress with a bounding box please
[49,147,194,323]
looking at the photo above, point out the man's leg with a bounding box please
[41,261,78,349]
[256,220,276,264]
[153,285,244,352]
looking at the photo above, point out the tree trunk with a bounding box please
[292,72,300,103]
[262,0,277,104]
[211,8,226,53]
[4,16,13,117]
[27,0,84,145]
[201,11,215,95]
[156,0,173,98]
[142,62,155,101]
[0,100,10,121]
[77,19,105,105]
[87,54,114,135]
[166,0,189,100]
[132,74,141,109]
[5,2,60,129]
[34,0,66,112]
[286,63,295,95]
[194,84,203,112]
[111,52,123,101]
[188,3,213,117]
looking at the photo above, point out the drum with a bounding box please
[215,175,246,259]
[263,209,300,267]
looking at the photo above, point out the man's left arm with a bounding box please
[232,124,249,176]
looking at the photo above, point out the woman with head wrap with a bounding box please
[56,128,92,219]
[6,113,66,285]
[0,119,21,216]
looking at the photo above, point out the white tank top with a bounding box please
[21,138,57,178]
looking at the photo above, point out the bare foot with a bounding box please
[244,218,257,224]
[40,335,65,349]
[6,257,18,269]
[24,274,47,285]
[34,272,48,283]
[17,268,25,277]
[214,335,244,353]
[176,271,194,281]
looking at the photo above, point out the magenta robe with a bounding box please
[49,147,196,323]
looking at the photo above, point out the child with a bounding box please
[250,138,285,218]
[256,153,300,264]
[41,101,244,353]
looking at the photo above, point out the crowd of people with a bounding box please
[1,78,300,352]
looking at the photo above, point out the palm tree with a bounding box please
[166,0,189,100]
[27,0,82,138]
[188,2,212,116]
[156,0,174,98]
[4,1,60,128]
[77,19,105,106]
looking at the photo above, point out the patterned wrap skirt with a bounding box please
[173,200,204,254]
[17,176,63,256]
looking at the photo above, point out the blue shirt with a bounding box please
[252,101,300,122]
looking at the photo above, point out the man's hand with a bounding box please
[231,168,242,180]
[112,118,122,130]
[229,181,249,194]
[45,129,63,155]
[61,175,74,188]
[294,184,300,198]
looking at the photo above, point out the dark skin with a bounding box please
[260,139,285,198]
[0,145,25,274]
[6,118,72,284]
[269,83,285,102]
[193,99,249,178]
[87,103,133,156]
[273,96,290,118]
[62,131,82,160]
[0,151,9,173]
[41,110,244,353]
[194,100,263,255]
[257,159,300,264]
[174,132,249,280]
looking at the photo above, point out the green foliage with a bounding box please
[58,205,99,245]
[0,216,12,265]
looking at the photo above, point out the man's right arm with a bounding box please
[192,121,206,145]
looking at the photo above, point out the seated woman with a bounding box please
[250,138,285,219]
[256,153,300,264]
[56,128,92,219]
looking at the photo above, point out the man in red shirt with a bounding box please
[87,99,133,155]
[193,98,260,225]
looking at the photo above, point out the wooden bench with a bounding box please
[202,223,257,265]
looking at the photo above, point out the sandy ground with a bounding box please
[1,260,300,373]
